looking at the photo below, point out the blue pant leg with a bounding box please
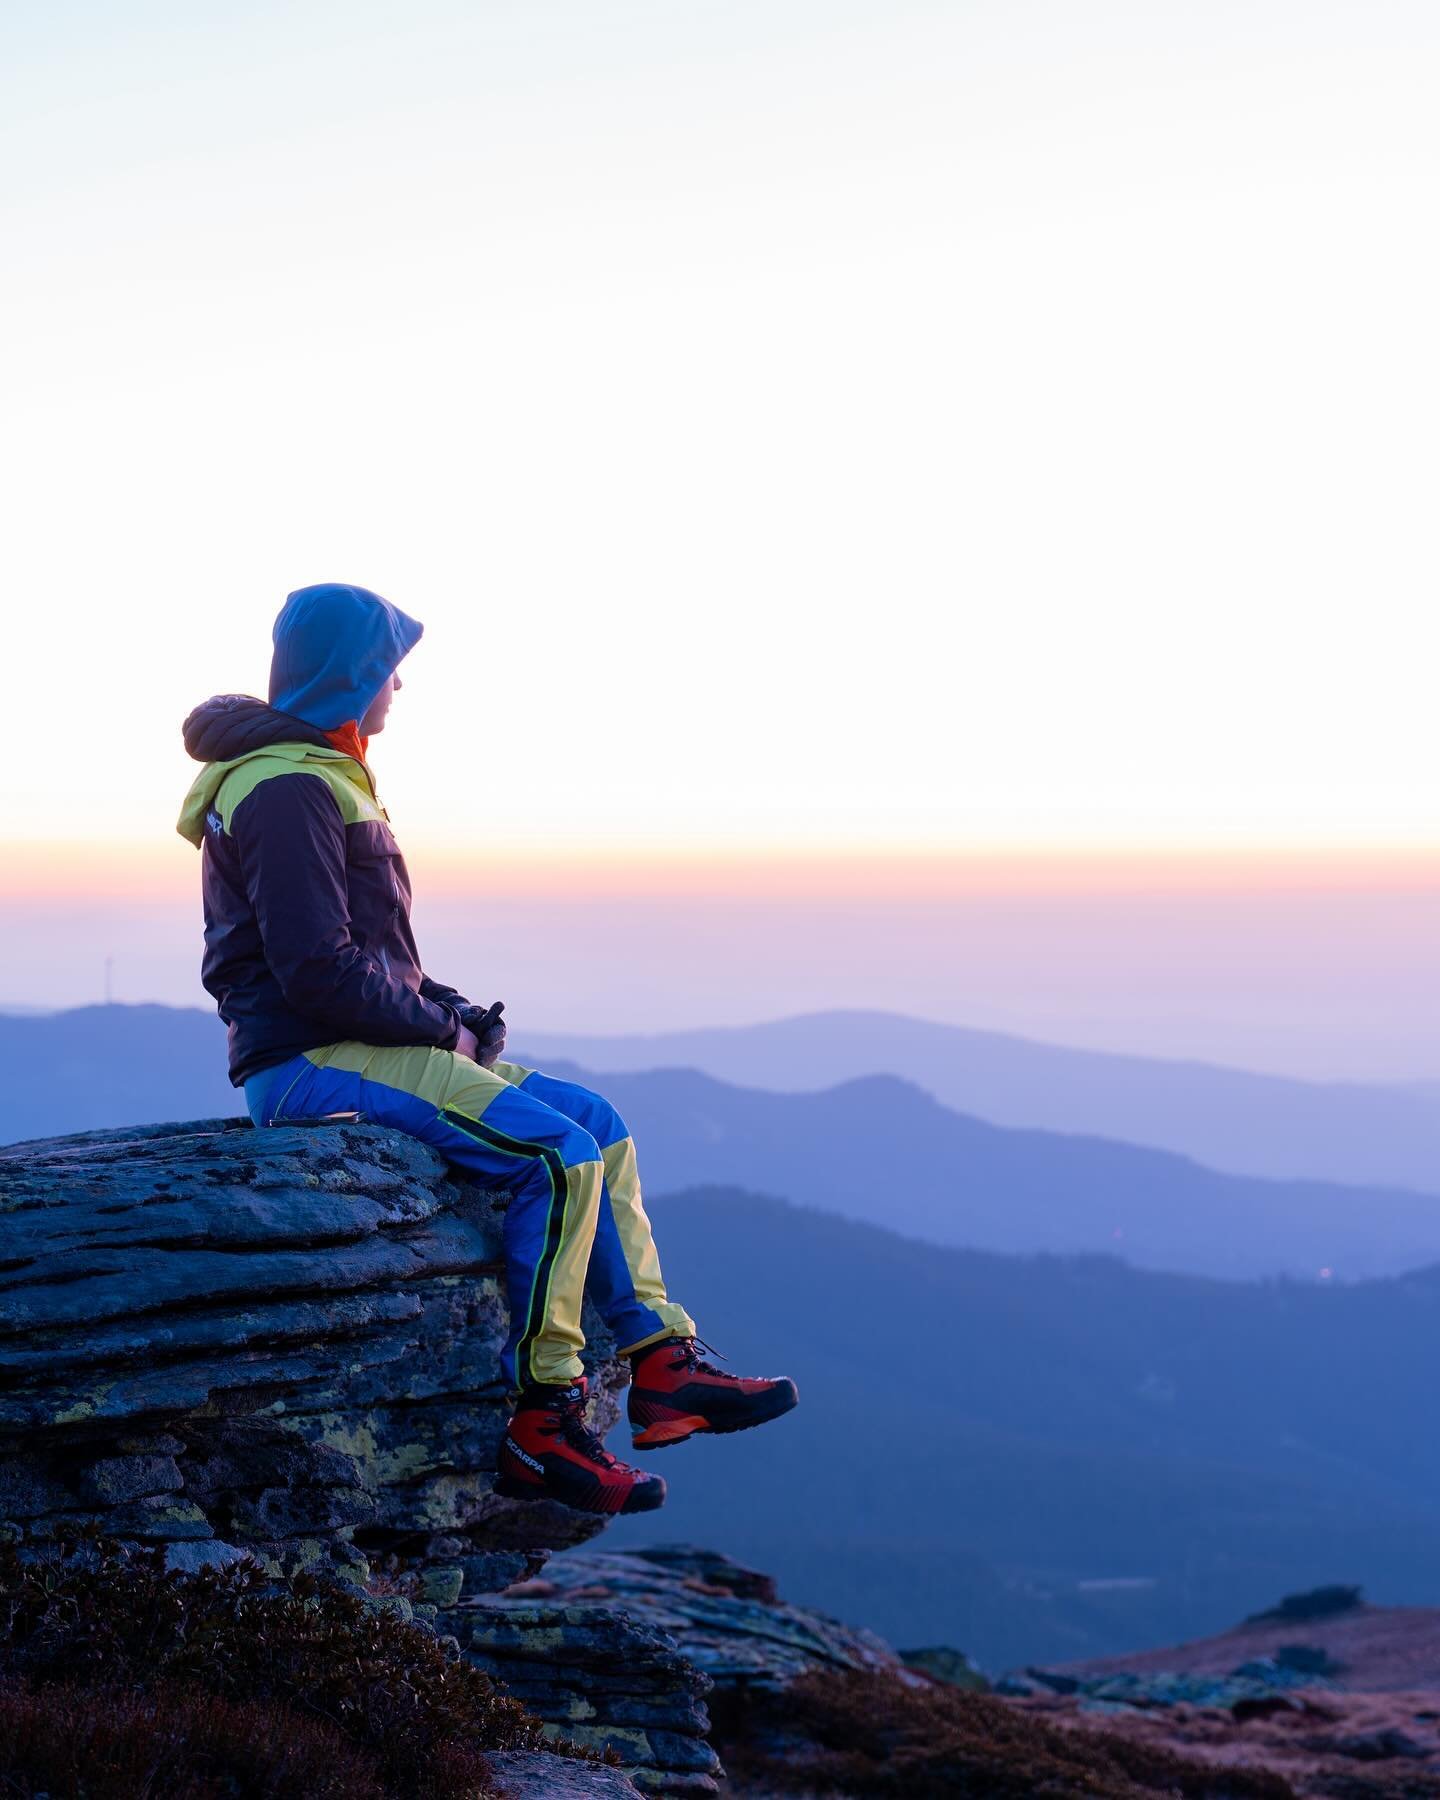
[244,1054,318,1126]
[258,1050,604,1389]
[516,1071,694,1352]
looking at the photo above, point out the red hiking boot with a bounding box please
[497,1377,666,1515]
[627,1337,799,1450]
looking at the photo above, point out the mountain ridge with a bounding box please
[607,1182,1440,1666]
[6,1006,1440,1281]
[541,1058,1440,1281]
[516,1008,1440,1194]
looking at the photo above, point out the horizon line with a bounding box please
[7,837,1440,901]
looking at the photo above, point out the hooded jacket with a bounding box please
[177,584,468,1087]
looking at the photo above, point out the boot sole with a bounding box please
[494,1474,667,1515]
[632,1381,799,1450]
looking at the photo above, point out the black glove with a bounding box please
[458,1000,506,1066]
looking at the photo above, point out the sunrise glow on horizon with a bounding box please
[11,838,1440,908]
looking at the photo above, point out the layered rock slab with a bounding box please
[0,1116,722,1795]
[525,1544,902,1689]
[458,1594,720,1795]
[448,1544,910,1795]
[0,1116,618,1577]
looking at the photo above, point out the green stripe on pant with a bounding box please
[242,1039,692,1388]
[439,1105,577,1390]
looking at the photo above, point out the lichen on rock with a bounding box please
[0,1116,620,1580]
[0,1116,729,1794]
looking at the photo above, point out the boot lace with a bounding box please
[545,1396,617,1468]
[670,1336,733,1380]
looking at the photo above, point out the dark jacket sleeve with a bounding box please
[420,975,472,1014]
[230,772,462,1049]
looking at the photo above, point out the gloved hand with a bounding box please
[457,1000,506,1068]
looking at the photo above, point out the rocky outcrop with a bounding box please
[0,1117,707,1795]
[0,1116,618,1577]
[438,1543,912,1795]
[487,1752,646,1798]
[900,1644,991,1690]
[460,1594,720,1796]
[996,1662,1337,1712]
[506,1544,903,1689]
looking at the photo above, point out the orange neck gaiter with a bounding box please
[324,722,370,766]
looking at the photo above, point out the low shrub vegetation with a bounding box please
[1247,1585,1366,1626]
[0,1539,587,1799]
[719,1668,1300,1798]
[0,1680,386,1799]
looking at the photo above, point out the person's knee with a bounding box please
[555,1120,603,1170]
[496,1100,603,1171]
[509,1072,626,1152]
[568,1084,627,1149]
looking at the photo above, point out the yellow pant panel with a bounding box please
[295,1042,688,1382]
[304,1040,511,1120]
[602,1137,690,1324]
[524,1160,604,1385]
[614,1318,698,1358]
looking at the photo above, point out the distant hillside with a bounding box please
[516,1010,1440,1194]
[1060,1599,1440,1689]
[1014,1602,1440,1794]
[609,1187,1440,1667]
[15,1004,1440,1199]
[7,1007,1440,1281]
[553,1061,1440,1281]
[0,1006,234,1142]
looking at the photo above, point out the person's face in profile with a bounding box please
[361,672,402,734]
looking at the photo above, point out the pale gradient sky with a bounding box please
[4,4,1439,1078]
[3,0,1438,855]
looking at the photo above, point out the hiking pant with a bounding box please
[243,1042,695,1390]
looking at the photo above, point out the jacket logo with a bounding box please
[205,808,224,837]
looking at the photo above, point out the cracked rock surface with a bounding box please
[0,1116,727,1796]
[0,1116,619,1579]
[534,1544,903,1689]
[486,1750,646,1797]
[448,1544,910,1796]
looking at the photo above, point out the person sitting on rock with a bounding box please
[177,583,797,1517]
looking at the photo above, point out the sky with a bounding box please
[4,1,1439,1072]
[9,846,1440,1081]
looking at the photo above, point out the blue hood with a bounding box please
[268,583,423,730]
